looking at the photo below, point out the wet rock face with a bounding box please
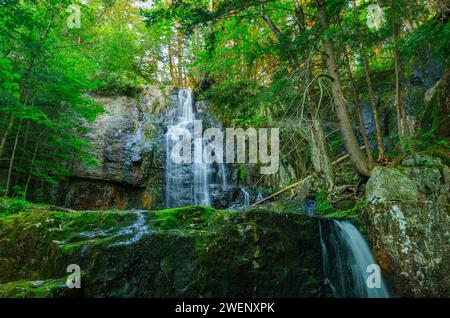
[363,161,450,297]
[210,185,240,208]
[64,86,166,210]
[0,207,324,298]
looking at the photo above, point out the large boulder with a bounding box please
[365,166,419,203]
[0,205,323,298]
[363,202,450,297]
[363,162,450,297]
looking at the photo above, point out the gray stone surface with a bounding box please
[364,202,450,297]
[365,166,419,203]
[364,162,450,297]
[64,86,167,210]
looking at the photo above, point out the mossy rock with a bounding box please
[0,200,324,298]
[0,278,81,298]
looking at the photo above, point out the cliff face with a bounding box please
[363,160,450,297]
[19,87,259,211]
[60,87,167,210]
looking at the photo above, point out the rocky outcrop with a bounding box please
[0,204,323,298]
[363,159,450,297]
[61,86,167,210]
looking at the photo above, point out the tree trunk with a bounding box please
[315,0,370,176]
[294,0,306,31]
[14,121,30,186]
[261,0,336,185]
[168,36,177,86]
[344,49,373,162]
[311,115,335,190]
[261,4,282,36]
[393,21,411,147]
[360,44,385,161]
[23,138,42,199]
[165,0,177,87]
[0,116,14,159]
[5,118,22,197]
[297,0,335,186]
[177,29,184,87]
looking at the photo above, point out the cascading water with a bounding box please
[320,219,390,298]
[241,188,251,206]
[164,89,387,298]
[165,89,227,208]
[255,193,264,202]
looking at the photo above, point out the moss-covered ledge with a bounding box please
[0,199,323,298]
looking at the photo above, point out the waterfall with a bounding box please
[256,193,264,202]
[192,137,211,207]
[320,219,390,298]
[219,162,228,187]
[241,188,251,206]
[165,89,226,208]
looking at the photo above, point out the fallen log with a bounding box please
[252,146,367,206]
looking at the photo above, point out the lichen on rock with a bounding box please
[365,166,419,203]
[363,162,450,297]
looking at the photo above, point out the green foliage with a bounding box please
[238,164,248,184]
[0,197,29,216]
[0,58,21,98]
[11,185,24,198]
[0,0,155,196]
[315,190,367,221]
[402,9,450,60]
[315,190,334,215]
[91,20,149,95]
[329,136,344,153]
[152,0,448,184]
[411,130,450,166]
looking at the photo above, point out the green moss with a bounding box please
[0,198,324,298]
[192,209,323,297]
[58,211,136,244]
[0,279,66,298]
[315,190,367,222]
[0,199,142,285]
[149,206,235,231]
[0,197,45,216]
